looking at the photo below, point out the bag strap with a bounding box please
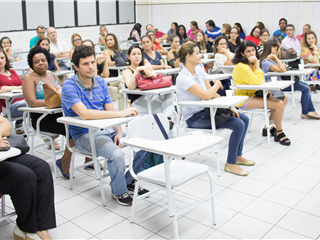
[153,114,169,140]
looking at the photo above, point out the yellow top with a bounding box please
[232,62,265,107]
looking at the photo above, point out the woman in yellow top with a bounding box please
[232,40,290,146]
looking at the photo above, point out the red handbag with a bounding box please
[135,73,172,91]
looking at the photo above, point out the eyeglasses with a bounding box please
[261,34,269,37]
[74,39,81,42]
[148,34,154,37]
[219,43,227,46]
[286,29,294,31]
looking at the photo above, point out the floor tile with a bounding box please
[262,157,300,173]
[290,163,320,181]
[294,195,320,217]
[49,221,92,239]
[178,178,225,198]
[303,154,320,168]
[54,184,77,203]
[146,234,168,240]
[277,209,320,239]
[309,183,320,198]
[276,173,319,193]
[0,222,15,240]
[262,226,310,239]
[275,149,312,163]
[229,177,273,197]
[204,230,239,239]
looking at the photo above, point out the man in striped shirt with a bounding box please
[205,20,222,46]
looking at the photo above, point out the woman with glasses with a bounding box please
[228,27,241,53]
[257,29,270,56]
[69,33,82,60]
[244,26,261,47]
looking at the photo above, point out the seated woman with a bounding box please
[122,45,175,135]
[167,34,180,68]
[146,30,168,55]
[244,26,261,47]
[234,22,246,40]
[256,21,265,29]
[257,29,270,56]
[0,115,56,240]
[36,37,61,72]
[98,25,108,51]
[141,35,171,70]
[69,33,82,60]
[0,48,26,133]
[301,30,320,82]
[22,46,76,178]
[232,40,291,146]
[168,22,178,35]
[0,37,19,63]
[196,30,213,53]
[228,27,241,53]
[176,25,188,45]
[187,21,200,40]
[175,42,253,176]
[261,39,320,119]
[129,23,142,42]
[103,33,120,77]
[146,24,168,42]
[222,23,232,39]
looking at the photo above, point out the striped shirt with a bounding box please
[62,73,113,140]
[205,26,222,45]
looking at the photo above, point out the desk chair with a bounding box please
[0,195,16,221]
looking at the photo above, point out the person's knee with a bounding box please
[274,100,285,111]
[107,148,125,164]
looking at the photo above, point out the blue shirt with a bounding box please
[205,26,222,45]
[272,29,287,42]
[239,32,246,40]
[62,74,113,140]
[176,66,207,121]
[143,51,162,65]
[261,59,281,82]
[30,36,39,48]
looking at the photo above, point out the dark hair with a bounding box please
[0,37,12,47]
[168,34,179,43]
[141,35,152,42]
[37,25,45,31]
[36,36,51,51]
[260,28,270,37]
[279,18,287,25]
[286,24,295,30]
[304,24,311,29]
[171,22,178,30]
[257,22,265,29]
[27,46,51,70]
[182,37,196,44]
[234,22,245,33]
[214,35,229,54]
[82,39,95,48]
[250,26,261,37]
[127,45,144,66]
[230,27,241,46]
[99,25,107,34]
[206,20,215,28]
[173,42,198,64]
[176,25,187,39]
[259,39,279,67]
[190,21,199,29]
[130,23,142,38]
[72,45,95,68]
[232,40,259,65]
[0,48,11,71]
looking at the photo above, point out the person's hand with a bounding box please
[230,108,240,118]
[113,132,124,148]
[213,80,222,89]
[248,56,258,64]
[196,35,201,42]
[117,107,139,118]
[0,137,10,148]
[3,47,10,53]
[165,65,172,69]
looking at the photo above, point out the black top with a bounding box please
[125,67,141,104]
[228,41,239,53]
[196,42,213,53]
[110,55,118,77]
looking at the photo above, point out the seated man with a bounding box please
[296,24,311,43]
[205,20,222,46]
[146,24,168,42]
[29,25,45,48]
[272,18,287,43]
[47,27,70,70]
[281,24,301,68]
[62,45,148,206]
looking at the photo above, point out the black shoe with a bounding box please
[127,180,149,195]
[112,192,132,206]
[262,127,276,137]
[274,129,291,146]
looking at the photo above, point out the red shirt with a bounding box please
[0,69,23,111]
[152,41,162,52]
[155,31,165,39]
[244,35,260,47]
[296,34,304,42]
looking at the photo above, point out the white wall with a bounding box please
[136,1,320,40]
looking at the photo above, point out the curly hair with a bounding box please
[72,45,95,68]
[233,40,259,65]
[27,46,51,70]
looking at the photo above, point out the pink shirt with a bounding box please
[281,36,301,55]
[187,29,199,40]
[296,34,304,42]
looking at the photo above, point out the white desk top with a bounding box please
[57,116,138,130]
[279,57,300,63]
[266,69,314,76]
[54,70,74,77]
[178,96,248,108]
[305,63,320,67]
[0,147,21,162]
[206,74,232,81]
[201,53,214,57]
[235,81,293,90]
[105,76,123,84]
[18,106,62,114]
[0,92,24,99]
[123,135,223,158]
[121,85,176,95]
[56,57,70,62]
[154,68,181,75]
[217,65,234,69]
[201,59,215,65]
[11,66,29,71]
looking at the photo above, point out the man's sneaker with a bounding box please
[112,192,132,206]
[127,180,149,196]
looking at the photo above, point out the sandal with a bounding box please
[274,129,291,146]
[224,165,248,176]
[262,127,276,137]
[237,160,255,166]
[167,117,174,130]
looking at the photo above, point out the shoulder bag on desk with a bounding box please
[115,50,129,67]
[277,47,297,60]
[255,90,285,101]
[136,73,172,91]
[205,108,233,125]
[7,132,30,154]
[43,83,62,109]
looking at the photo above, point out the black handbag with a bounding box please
[115,50,129,67]
[255,90,285,101]
[7,133,30,154]
[205,108,233,125]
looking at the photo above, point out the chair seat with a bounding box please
[137,160,209,188]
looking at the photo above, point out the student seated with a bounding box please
[281,24,301,68]
[141,35,171,70]
[244,26,261,47]
[167,22,178,35]
[146,24,168,42]
[69,33,82,60]
[0,116,56,240]
[129,23,142,42]
[257,29,270,56]
[187,21,200,40]
[175,42,253,176]
[176,24,188,45]
[36,37,61,72]
[232,40,291,146]
[256,21,265,29]
[196,30,213,53]
[0,37,19,63]
[205,20,222,45]
[228,27,241,53]
[146,30,168,55]
[234,22,246,40]
[222,23,231,39]
[272,18,287,43]
[261,39,320,119]
[62,45,149,205]
[167,34,180,68]
[214,35,235,73]
[103,33,120,77]
[297,24,311,43]
[30,25,46,48]
[98,25,108,51]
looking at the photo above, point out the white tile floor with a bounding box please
[1,91,320,239]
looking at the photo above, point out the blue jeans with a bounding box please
[74,129,132,196]
[186,110,249,164]
[10,99,26,124]
[282,81,315,114]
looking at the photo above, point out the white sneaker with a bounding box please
[13,226,26,240]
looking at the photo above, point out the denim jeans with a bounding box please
[282,81,315,114]
[74,129,133,196]
[10,99,26,124]
[186,110,249,164]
